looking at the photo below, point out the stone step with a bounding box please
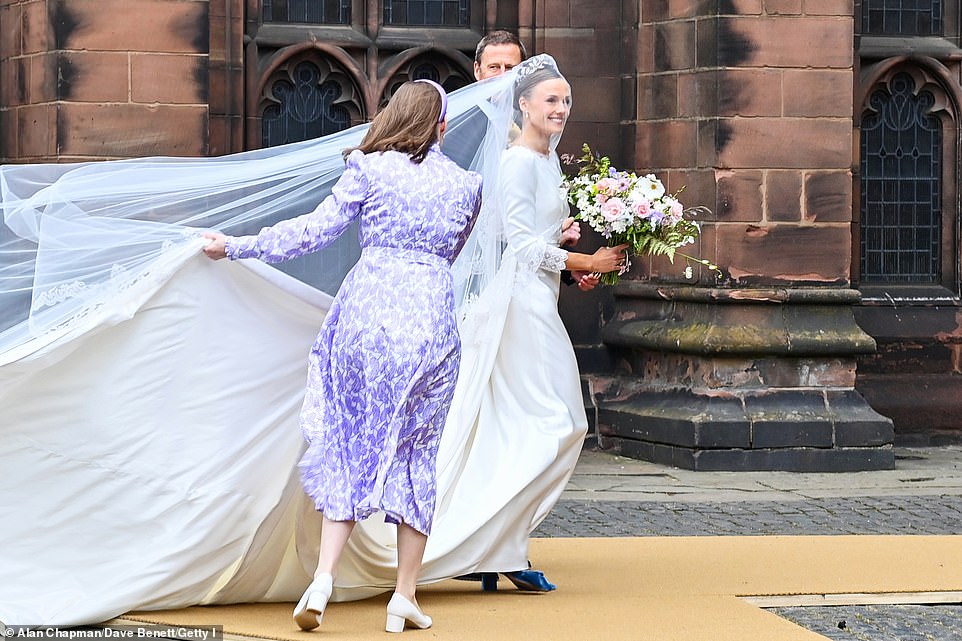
[592,387,895,472]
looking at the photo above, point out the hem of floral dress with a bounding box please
[309,501,432,537]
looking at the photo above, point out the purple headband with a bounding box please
[414,79,448,122]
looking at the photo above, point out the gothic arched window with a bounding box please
[261,58,363,147]
[380,57,472,107]
[860,70,956,286]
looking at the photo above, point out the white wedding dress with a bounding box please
[0,55,586,626]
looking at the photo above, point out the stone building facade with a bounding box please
[1,0,957,470]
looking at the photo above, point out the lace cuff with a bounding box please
[542,245,568,273]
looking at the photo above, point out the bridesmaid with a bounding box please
[202,79,482,634]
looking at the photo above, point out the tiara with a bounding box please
[513,54,556,85]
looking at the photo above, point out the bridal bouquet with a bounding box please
[562,143,716,285]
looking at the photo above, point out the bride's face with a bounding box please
[520,78,571,138]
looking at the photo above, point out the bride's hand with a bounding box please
[560,217,581,247]
[201,232,228,260]
[590,244,629,274]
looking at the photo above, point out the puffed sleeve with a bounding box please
[225,151,368,263]
[499,150,568,273]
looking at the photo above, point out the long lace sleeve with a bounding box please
[225,152,368,263]
[500,151,568,273]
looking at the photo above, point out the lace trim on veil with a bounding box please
[1,238,203,365]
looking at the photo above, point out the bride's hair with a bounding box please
[513,57,565,118]
[347,82,443,164]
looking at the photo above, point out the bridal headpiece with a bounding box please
[512,54,555,86]
[508,54,568,152]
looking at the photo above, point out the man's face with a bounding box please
[474,43,524,81]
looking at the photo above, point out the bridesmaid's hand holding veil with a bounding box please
[201,232,228,260]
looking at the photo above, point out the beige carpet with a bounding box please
[119,536,962,641]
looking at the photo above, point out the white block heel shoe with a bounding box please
[385,592,432,633]
[293,573,333,631]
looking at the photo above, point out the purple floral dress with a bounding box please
[226,145,482,535]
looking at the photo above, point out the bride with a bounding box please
[330,55,627,600]
[0,54,622,627]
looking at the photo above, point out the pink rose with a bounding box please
[596,178,620,197]
[602,197,626,220]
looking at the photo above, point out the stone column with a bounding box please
[597,1,895,470]
[0,0,210,163]
[600,284,893,470]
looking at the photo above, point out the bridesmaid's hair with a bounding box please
[346,82,443,164]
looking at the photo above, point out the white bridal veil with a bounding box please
[0,55,561,627]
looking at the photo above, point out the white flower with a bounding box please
[637,174,665,200]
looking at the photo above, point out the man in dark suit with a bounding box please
[473,30,526,80]
[444,31,525,169]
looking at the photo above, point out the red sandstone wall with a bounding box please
[519,0,626,168]
[631,1,856,286]
[527,1,858,361]
[0,0,210,162]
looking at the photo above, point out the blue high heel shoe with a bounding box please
[454,568,556,592]
[502,569,557,592]
[453,572,500,591]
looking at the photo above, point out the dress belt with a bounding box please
[361,245,450,269]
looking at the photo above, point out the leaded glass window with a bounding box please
[262,61,355,147]
[384,0,469,26]
[860,73,942,283]
[861,0,943,36]
[263,0,351,24]
[411,62,441,82]
[380,58,472,107]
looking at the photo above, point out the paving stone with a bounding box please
[531,446,962,641]
[772,604,962,641]
[536,495,962,537]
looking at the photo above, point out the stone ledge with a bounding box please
[615,439,895,472]
[597,388,894,471]
[604,285,877,357]
[612,283,865,305]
